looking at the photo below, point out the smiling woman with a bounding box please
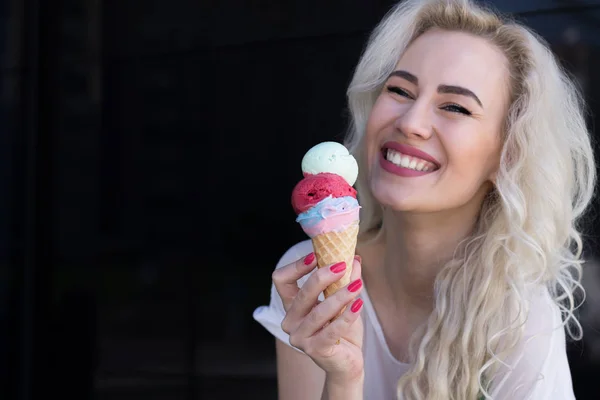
[366,29,506,214]
[253,0,597,399]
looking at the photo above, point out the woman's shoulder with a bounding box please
[518,285,566,353]
[489,286,574,398]
[525,285,564,336]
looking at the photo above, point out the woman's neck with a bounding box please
[391,210,476,303]
[361,203,483,318]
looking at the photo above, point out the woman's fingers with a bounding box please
[278,254,364,340]
[313,296,364,349]
[293,274,363,339]
[349,256,362,284]
[290,255,362,320]
[290,293,364,352]
[272,252,317,311]
[338,257,363,346]
[282,260,348,334]
[287,261,348,319]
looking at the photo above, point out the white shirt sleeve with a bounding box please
[253,240,315,348]
[490,287,576,400]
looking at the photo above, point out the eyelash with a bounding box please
[386,85,472,116]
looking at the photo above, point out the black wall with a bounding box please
[2,0,600,398]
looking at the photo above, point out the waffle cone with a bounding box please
[311,221,359,299]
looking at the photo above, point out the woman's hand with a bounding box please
[273,252,365,385]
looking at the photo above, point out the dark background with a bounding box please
[1,0,600,399]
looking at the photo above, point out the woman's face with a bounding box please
[365,29,510,214]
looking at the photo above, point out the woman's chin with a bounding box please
[370,185,420,212]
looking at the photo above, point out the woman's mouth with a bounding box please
[383,148,437,172]
[379,143,441,177]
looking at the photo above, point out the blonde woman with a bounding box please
[253,0,596,398]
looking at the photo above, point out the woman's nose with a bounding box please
[393,103,433,140]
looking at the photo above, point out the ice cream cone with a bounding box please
[291,141,361,324]
[312,221,359,298]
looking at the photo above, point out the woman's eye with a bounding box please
[387,85,413,99]
[442,104,472,116]
[385,86,471,116]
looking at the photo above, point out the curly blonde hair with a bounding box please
[343,0,597,398]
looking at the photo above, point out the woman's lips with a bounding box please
[379,151,436,177]
[378,142,441,177]
[382,142,441,168]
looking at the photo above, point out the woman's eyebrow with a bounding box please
[438,85,483,108]
[388,70,418,85]
[388,69,483,108]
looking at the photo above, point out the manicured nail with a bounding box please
[304,253,315,265]
[354,255,362,263]
[330,262,347,274]
[351,298,364,313]
[348,279,362,292]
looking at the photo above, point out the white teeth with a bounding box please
[391,151,402,166]
[385,149,436,172]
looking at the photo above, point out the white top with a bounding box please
[253,240,577,400]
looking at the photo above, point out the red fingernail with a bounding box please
[354,255,362,263]
[348,279,362,292]
[330,262,346,274]
[351,298,363,313]
[304,253,315,265]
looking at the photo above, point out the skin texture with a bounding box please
[275,29,512,399]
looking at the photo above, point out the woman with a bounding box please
[253,0,596,398]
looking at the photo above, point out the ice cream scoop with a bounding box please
[301,142,359,187]
[291,173,357,214]
[296,195,360,238]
